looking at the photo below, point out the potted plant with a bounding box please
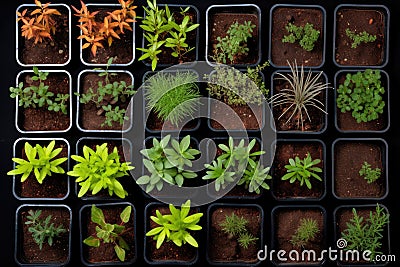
[76,57,135,132]
[206,4,261,67]
[9,67,72,133]
[334,69,390,133]
[138,0,200,70]
[16,0,71,66]
[72,0,136,66]
[333,138,388,200]
[333,4,390,67]
[8,138,70,200]
[206,203,263,265]
[269,4,326,68]
[15,204,72,266]
[144,200,202,265]
[272,139,326,201]
[79,203,137,265]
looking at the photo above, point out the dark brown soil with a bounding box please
[209,206,261,263]
[146,110,199,131]
[82,205,136,263]
[274,208,325,264]
[211,103,263,130]
[18,207,70,264]
[334,141,385,198]
[82,9,133,64]
[272,78,325,132]
[208,13,259,65]
[19,8,69,65]
[20,73,70,131]
[80,72,132,131]
[16,141,68,199]
[273,141,324,199]
[335,8,385,66]
[147,206,198,262]
[271,7,324,67]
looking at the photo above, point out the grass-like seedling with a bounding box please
[336,69,385,123]
[220,212,258,249]
[345,28,377,49]
[282,152,322,189]
[68,143,134,198]
[359,162,381,184]
[7,141,67,184]
[146,200,202,249]
[83,205,132,262]
[282,22,320,52]
[25,209,67,250]
[290,218,320,248]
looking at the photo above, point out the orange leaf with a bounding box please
[82,42,90,49]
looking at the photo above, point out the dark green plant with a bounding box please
[68,143,134,198]
[341,204,389,261]
[144,71,200,127]
[290,218,320,247]
[9,67,69,114]
[282,152,322,189]
[336,69,385,123]
[137,135,200,192]
[282,22,320,52]
[7,141,67,184]
[83,205,132,262]
[359,162,381,184]
[146,200,203,249]
[345,28,377,48]
[25,209,67,250]
[220,212,258,249]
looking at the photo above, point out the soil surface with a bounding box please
[20,73,70,131]
[211,103,263,130]
[334,141,385,198]
[335,8,385,66]
[208,13,259,65]
[209,206,261,263]
[80,72,132,131]
[273,141,324,199]
[19,207,70,264]
[274,208,324,264]
[19,8,69,65]
[271,7,324,66]
[82,205,135,263]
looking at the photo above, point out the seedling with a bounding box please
[282,22,320,51]
[83,205,132,262]
[146,200,202,249]
[345,28,376,49]
[282,152,322,189]
[7,141,67,184]
[220,212,258,249]
[359,162,381,184]
[290,218,320,248]
[68,143,134,198]
[25,209,67,250]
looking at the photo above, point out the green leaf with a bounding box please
[114,244,126,262]
[184,233,198,247]
[83,236,100,247]
[156,229,166,249]
[120,206,132,223]
[91,205,105,226]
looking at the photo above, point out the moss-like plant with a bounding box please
[345,28,376,49]
[282,22,320,52]
[359,162,381,184]
[220,212,258,249]
[290,218,320,247]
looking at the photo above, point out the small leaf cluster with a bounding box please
[290,218,320,248]
[336,69,385,123]
[25,209,67,250]
[144,71,200,127]
[282,152,322,189]
[282,23,320,52]
[213,21,255,64]
[341,204,389,261]
[203,138,271,194]
[72,0,136,56]
[138,0,199,70]
[359,161,381,184]
[83,205,132,262]
[7,141,67,184]
[345,28,376,49]
[220,213,258,249]
[9,67,69,114]
[146,200,203,249]
[68,143,134,198]
[137,135,200,193]
[17,0,61,44]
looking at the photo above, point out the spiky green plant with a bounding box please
[290,218,320,247]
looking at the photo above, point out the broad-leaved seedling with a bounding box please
[359,161,381,184]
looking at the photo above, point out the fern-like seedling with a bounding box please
[290,218,320,248]
[359,162,381,184]
[219,212,258,249]
[345,28,376,49]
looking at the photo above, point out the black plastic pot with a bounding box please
[79,202,137,266]
[268,4,327,69]
[334,69,390,133]
[15,204,72,266]
[332,138,389,200]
